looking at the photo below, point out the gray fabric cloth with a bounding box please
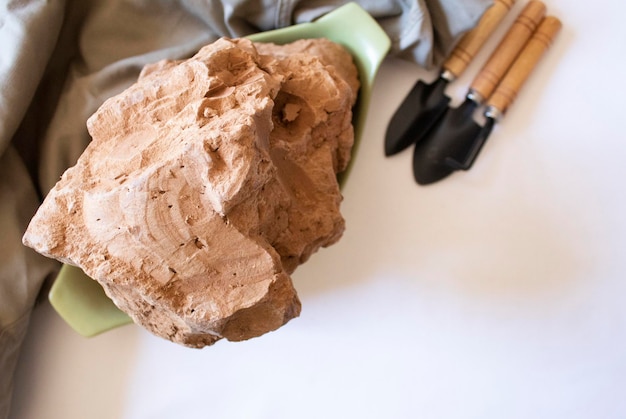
[0,146,58,419]
[0,0,492,417]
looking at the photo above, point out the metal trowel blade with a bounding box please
[385,77,451,156]
[412,99,482,185]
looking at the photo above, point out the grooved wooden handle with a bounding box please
[470,1,546,101]
[443,0,516,78]
[487,16,562,115]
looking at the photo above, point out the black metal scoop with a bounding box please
[384,0,513,156]
[412,98,486,184]
[412,15,562,185]
[412,102,495,185]
[384,75,451,156]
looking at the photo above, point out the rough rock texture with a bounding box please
[23,37,359,348]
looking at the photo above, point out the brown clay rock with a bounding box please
[23,37,359,348]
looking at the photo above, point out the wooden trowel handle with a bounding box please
[486,16,562,116]
[443,0,516,78]
[470,1,546,102]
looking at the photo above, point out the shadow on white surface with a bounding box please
[10,301,140,419]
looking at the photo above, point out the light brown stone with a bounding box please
[23,37,359,348]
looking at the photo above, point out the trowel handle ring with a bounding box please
[443,0,516,78]
[487,16,562,115]
[470,1,547,101]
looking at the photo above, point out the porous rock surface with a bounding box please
[23,37,359,348]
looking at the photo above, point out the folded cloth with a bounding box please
[0,0,492,417]
[0,146,58,419]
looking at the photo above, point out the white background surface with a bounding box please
[10,1,626,418]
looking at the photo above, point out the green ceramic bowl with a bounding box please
[49,2,391,337]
